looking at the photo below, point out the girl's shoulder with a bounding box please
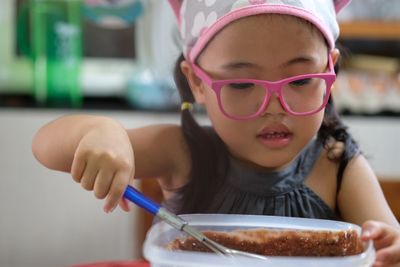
[304,137,359,210]
[305,141,343,210]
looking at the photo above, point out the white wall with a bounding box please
[0,109,399,267]
[345,117,400,179]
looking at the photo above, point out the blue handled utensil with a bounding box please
[123,185,269,260]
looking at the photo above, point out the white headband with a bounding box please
[168,0,351,62]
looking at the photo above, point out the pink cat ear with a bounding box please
[168,0,183,24]
[334,0,351,13]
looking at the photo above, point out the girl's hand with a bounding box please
[362,220,400,267]
[70,120,134,213]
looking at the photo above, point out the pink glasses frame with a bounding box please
[191,55,337,120]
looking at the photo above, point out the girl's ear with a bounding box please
[180,60,206,104]
[330,48,341,66]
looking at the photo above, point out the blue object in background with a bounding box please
[126,69,180,111]
[83,0,144,28]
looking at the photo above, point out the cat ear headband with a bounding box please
[168,0,351,62]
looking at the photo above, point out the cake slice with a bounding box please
[167,228,364,256]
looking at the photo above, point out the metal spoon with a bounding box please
[123,185,269,260]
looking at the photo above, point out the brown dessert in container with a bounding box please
[167,229,364,257]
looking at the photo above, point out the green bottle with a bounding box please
[18,0,83,108]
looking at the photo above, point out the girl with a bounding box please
[32,0,400,266]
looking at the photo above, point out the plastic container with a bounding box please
[143,214,375,267]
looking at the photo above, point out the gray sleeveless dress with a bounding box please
[163,138,354,221]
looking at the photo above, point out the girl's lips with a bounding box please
[257,124,293,149]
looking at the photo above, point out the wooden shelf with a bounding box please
[339,21,400,40]
[380,180,400,221]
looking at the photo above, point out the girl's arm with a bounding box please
[338,155,398,226]
[32,114,189,213]
[32,115,126,171]
[338,155,400,266]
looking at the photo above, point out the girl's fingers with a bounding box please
[362,221,389,250]
[79,160,100,191]
[363,221,400,266]
[374,236,397,251]
[103,170,130,213]
[362,221,386,241]
[71,152,87,183]
[375,245,400,266]
[118,198,131,212]
[93,168,115,199]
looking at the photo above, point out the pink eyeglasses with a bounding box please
[191,55,336,120]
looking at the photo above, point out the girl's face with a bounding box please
[183,15,339,170]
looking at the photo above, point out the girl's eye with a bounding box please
[227,83,255,89]
[289,78,311,87]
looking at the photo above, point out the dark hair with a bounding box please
[173,54,228,213]
[173,53,358,214]
[318,60,359,192]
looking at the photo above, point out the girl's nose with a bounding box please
[260,93,286,116]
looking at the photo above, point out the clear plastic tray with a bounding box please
[143,214,375,267]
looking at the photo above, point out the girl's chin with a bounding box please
[233,153,296,172]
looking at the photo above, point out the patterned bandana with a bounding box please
[168,0,351,62]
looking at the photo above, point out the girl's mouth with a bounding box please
[257,126,293,149]
[259,132,291,139]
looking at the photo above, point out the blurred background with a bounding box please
[0,0,399,266]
